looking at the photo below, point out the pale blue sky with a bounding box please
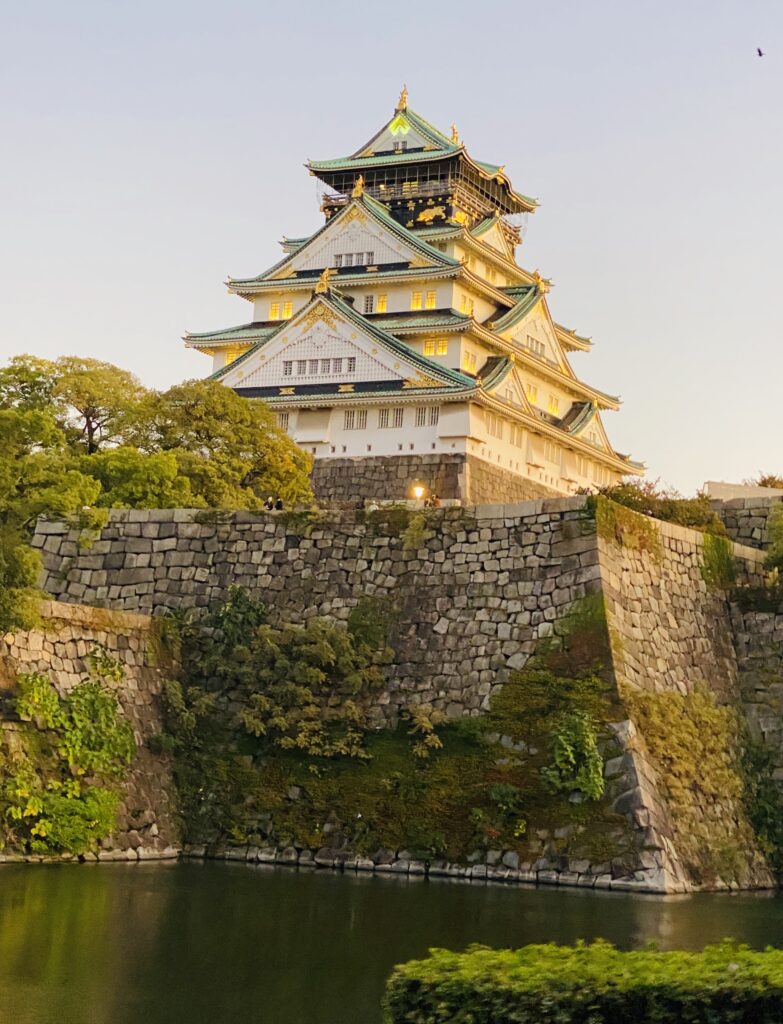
[1,0,780,492]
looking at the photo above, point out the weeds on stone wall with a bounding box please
[591,496,663,562]
[0,647,135,855]
[765,504,783,573]
[742,740,783,878]
[700,534,738,590]
[598,481,726,535]
[160,588,633,868]
[624,686,756,886]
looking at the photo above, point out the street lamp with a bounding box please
[412,484,425,500]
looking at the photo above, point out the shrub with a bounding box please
[700,533,737,590]
[598,480,725,534]
[383,941,783,1023]
[765,502,783,573]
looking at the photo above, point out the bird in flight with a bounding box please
[757,47,765,56]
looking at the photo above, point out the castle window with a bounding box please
[347,357,356,373]
[365,251,374,265]
[525,335,546,357]
[459,294,474,316]
[296,360,307,375]
[334,255,343,268]
[277,412,289,431]
[415,407,426,427]
[510,424,525,447]
[283,361,293,376]
[543,440,559,464]
[344,409,367,430]
[282,301,293,319]
[378,408,390,428]
[270,302,281,320]
[486,412,504,440]
[425,290,437,309]
[485,267,497,283]
[393,140,408,153]
[364,295,375,314]
[309,360,319,375]
[332,358,343,372]
[392,407,404,428]
[429,406,439,426]
[525,382,538,403]
[462,351,477,373]
[437,338,448,355]
[344,254,354,267]
[411,291,423,311]
[423,339,435,356]
[377,294,388,313]
[548,394,560,415]
[321,358,331,373]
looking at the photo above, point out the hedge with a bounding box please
[383,940,783,1023]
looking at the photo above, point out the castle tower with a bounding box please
[185,91,642,503]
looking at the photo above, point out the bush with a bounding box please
[383,941,783,1023]
[598,480,725,534]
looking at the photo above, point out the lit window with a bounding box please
[277,412,289,431]
[462,351,477,373]
[377,294,388,313]
[332,358,343,373]
[548,395,560,415]
[423,339,435,356]
[425,290,436,309]
[393,140,408,152]
[544,440,559,464]
[309,360,319,375]
[283,361,293,376]
[378,408,390,428]
[437,338,448,355]
[525,382,538,403]
[392,407,404,428]
[347,357,356,373]
[486,267,496,283]
[415,407,426,427]
[282,301,293,320]
[459,294,474,316]
[364,295,375,314]
[411,291,422,310]
[296,360,307,375]
[429,406,439,426]
[270,302,281,320]
[321,358,330,373]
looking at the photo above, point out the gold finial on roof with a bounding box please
[315,267,335,294]
[396,84,409,111]
[351,175,365,198]
[532,270,551,294]
[451,123,459,144]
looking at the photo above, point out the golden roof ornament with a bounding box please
[396,84,409,111]
[314,267,335,294]
[532,270,551,294]
[451,123,459,144]
[351,175,365,198]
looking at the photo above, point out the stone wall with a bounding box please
[31,500,783,891]
[714,496,783,550]
[597,517,774,891]
[34,500,598,726]
[733,600,783,778]
[0,601,179,861]
[310,453,559,505]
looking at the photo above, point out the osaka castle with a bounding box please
[185,88,642,504]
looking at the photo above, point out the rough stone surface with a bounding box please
[0,600,178,859]
[714,496,783,551]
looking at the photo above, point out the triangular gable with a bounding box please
[570,405,614,454]
[351,107,456,158]
[257,195,457,282]
[471,217,514,261]
[482,364,534,413]
[495,296,571,375]
[218,294,472,393]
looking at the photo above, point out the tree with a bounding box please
[0,355,57,411]
[81,447,196,509]
[135,379,313,508]
[53,357,148,453]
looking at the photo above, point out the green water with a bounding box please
[1,863,782,1024]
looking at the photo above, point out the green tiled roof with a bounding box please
[229,191,459,288]
[372,312,471,331]
[184,322,277,344]
[488,286,540,331]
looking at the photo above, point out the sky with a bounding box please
[1,0,781,493]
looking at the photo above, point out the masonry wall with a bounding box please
[31,500,783,891]
[34,500,598,726]
[0,601,179,861]
[310,453,560,505]
[715,496,783,550]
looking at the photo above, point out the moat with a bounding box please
[2,863,783,1024]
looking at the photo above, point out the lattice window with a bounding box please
[378,408,390,429]
[283,301,293,320]
[437,338,448,355]
[309,360,319,375]
[364,295,375,314]
[411,291,422,311]
[429,406,439,426]
[544,440,559,464]
[425,290,436,309]
[392,407,404,428]
[277,412,289,431]
[347,357,356,373]
[424,339,435,356]
[270,302,281,320]
[283,361,293,376]
[321,359,331,373]
[332,358,343,373]
[415,407,426,427]
[296,359,307,374]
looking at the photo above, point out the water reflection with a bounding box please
[0,862,780,1024]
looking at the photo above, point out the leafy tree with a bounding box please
[0,355,57,410]
[134,379,313,507]
[81,447,196,509]
[53,357,147,453]
[747,472,783,490]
